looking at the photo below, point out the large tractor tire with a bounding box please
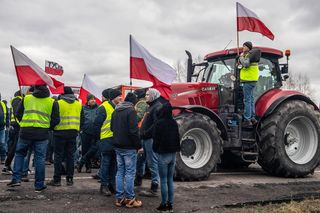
[174,113,223,181]
[258,100,320,177]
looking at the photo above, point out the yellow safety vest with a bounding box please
[10,96,22,123]
[0,101,7,124]
[20,95,54,128]
[240,53,259,82]
[100,101,114,139]
[54,99,82,131]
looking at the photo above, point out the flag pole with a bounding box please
[10,46,23,93]
[129,35,133,91]
[236,2,240,55]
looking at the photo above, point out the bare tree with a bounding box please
[283,72,315,100]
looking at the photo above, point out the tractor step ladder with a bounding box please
[241,127,259,163]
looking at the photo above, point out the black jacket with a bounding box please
[93,100,115,140]
[0,101,9,131]
[152,103,180,154]
[80,103,98,135]
[16,86,60,141]
[140,98,163,140]
[10,96,22,129]
[53,94,80,139]
[111,101,141,150]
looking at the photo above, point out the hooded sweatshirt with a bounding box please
[16,86,60,141]
[111,101,141,150]
[152,103,180,153]
[54,94,81,139]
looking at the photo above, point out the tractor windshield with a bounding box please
[203,57,279,98]
[204,58,236,88]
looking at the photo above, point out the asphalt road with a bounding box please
[1,164,320,212]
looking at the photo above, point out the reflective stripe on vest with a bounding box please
[100,101,114,139]
[54,99,82,131]
[20,95,54,128]
[10,96,22,123]
[0,101,7,124]
[240,53,259,81]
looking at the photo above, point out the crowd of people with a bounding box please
[0,85,180,212]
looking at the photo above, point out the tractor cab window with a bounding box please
[204,58,236,88]
[254,58,278,98]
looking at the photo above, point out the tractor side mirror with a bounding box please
[282,74,289,81]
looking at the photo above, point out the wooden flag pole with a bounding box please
[236,2,240,55]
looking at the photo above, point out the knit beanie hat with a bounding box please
[243,41,253,50]
[109,89,122,101]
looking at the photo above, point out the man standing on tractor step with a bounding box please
[238,41,260,128]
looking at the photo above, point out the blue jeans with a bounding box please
[0,129,6,160]
[136,140,146,178]
[143,139,159,185]
[115,148,137,199]
[158,153,176,205]
[243,82,256,121]
[99,138,116,187]
[23,148,33,176]
[12,138,48,189]
[53,136,77,181]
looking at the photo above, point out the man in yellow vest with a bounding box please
[47,87,82,187]
[238,41,260,128]
[7,85,60,192]
[0,93,9,164]
[93,88,121,196]
[2,90,22,174]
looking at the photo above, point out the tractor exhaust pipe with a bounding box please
[185,50,194,82]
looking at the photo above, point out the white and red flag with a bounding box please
[130,35,176,99]
[11,46,55,88]
[45,60,64,76]
[236,2,274,40]
[79,74,102,105]
[49,77,64,94]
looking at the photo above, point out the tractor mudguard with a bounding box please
[255,88,318,119]
[173,105,228,140]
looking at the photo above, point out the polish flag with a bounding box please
[237,2,274,40]
[45,60,64,76]
[79,74,102,105]
[11,46,55,88]
[130,35,177,99]
[49,77,64,94]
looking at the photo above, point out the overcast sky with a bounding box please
[1,0,320,103]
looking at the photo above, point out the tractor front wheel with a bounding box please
[174,113,223,181]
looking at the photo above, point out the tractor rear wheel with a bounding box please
[174,113,223,181]
[258,100,320,177]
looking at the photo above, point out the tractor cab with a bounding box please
[186,47,289,113]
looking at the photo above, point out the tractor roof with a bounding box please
[204,47,283,60]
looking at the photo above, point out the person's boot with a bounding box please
[151,182,158,193]
[100,185,111,196]
[134,175,143,186]
[108,184,116,194]
[77,161,84,173]
[66,177,73,186]
[47,179,61,187]
[85,167,92,173]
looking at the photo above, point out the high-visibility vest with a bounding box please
[0,101,7,124]
[100,101,114,139]
[54,99,82,131]
[240,53,259,82]
[10,96,22,123]
[20,95,54,128]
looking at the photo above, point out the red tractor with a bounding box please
[169,47,320,181]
